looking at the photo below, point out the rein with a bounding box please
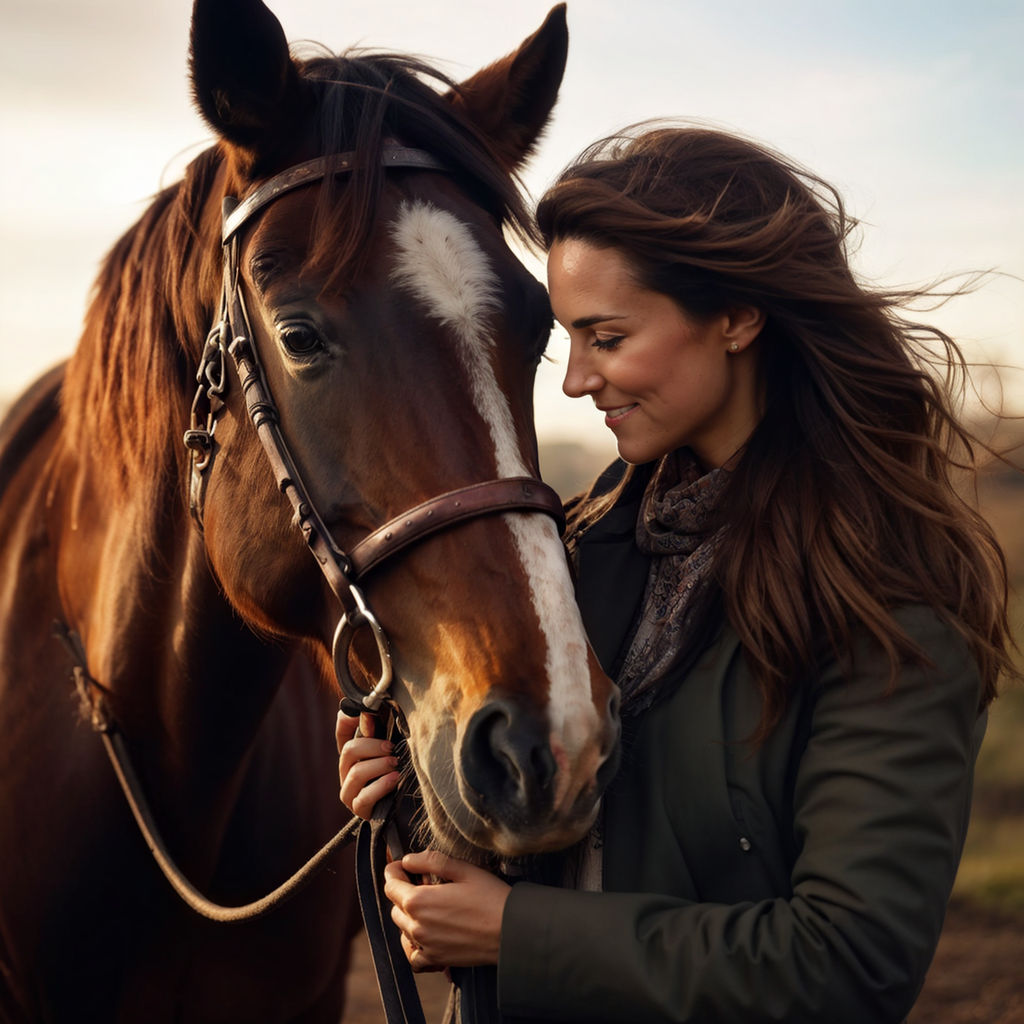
[63,143,565,1024]
[54,621,361,923]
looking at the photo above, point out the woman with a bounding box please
[337,125,1014,1022]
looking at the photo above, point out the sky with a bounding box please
[2,0,1021,455]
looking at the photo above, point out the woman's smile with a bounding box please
[600,401,639,425]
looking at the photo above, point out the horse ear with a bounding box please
[189,0,306,165]
[448,4,569,172]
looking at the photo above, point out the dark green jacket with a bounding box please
[497,467,987,1023]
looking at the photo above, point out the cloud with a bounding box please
[2,0,1021,427]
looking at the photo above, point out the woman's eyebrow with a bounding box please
[571,313,625,329]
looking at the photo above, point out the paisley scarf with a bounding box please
[616,447,727,715]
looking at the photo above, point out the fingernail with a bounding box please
[388,757,399,768]
[382,741,394,753]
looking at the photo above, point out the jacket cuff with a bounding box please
[498,882,555,1015]
[498,882,633,1021]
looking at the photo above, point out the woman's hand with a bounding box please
[336,709,400,819]
[384,850,511,972]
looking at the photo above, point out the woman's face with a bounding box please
[548,238,763,468]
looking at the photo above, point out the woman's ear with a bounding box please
[723,307,766,353]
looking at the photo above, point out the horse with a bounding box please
[0,1,620,1019]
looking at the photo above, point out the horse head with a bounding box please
[187,0,619,861]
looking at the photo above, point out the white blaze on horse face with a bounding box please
[390,201,597,754]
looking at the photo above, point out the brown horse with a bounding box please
[0,1,619,1020]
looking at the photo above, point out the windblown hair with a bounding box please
[537,125,1013,735]
[58,47,533,558]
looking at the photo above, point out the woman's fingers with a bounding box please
[345,765,400,818]
[383,858,416,903]
[335,708,358,751]
[399,927,444,973]
[398,849,462,881]
[385,860,432,966]
[335,709,378,751]
[338,748,399,816]
[339,735,395,775]
[383,853,509,968]
[337,709,400,818]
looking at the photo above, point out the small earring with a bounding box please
[728,342,740,352]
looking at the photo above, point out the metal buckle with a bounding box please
[185,323,227,473]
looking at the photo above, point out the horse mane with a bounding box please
[57,46,536,561]
[0,363,65,499]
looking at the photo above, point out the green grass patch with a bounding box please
[975,688,1024,790]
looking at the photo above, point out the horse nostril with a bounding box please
[607,688,621,720]
[462,700,555,816]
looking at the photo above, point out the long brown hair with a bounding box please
[537,124,1013,736]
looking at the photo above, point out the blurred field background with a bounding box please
[907,419,1024,1024]
[958,429,1024,909]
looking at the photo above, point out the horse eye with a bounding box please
[278,321,323,357]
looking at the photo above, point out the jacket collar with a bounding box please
[572,462,652,674]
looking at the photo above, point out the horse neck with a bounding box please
[55,472,290,765]
[51,476,296,880]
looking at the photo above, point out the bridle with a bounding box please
[184,142,565,720]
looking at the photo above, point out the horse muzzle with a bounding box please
[419,690,620,858]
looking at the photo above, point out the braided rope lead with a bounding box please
[101,726,359,923]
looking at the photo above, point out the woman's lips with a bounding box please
[601,403,638,426]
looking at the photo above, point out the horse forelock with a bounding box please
[295,48,538,291]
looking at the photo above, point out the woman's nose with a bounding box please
[562,345,603,399]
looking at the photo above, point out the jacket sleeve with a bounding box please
[497,608,985,1023]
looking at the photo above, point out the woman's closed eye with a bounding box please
[593,334,625,351]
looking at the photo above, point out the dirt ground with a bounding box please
[341,898,1024,1023]
[908,899,1024,1024]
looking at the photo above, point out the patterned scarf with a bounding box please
[616,448,727,715]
